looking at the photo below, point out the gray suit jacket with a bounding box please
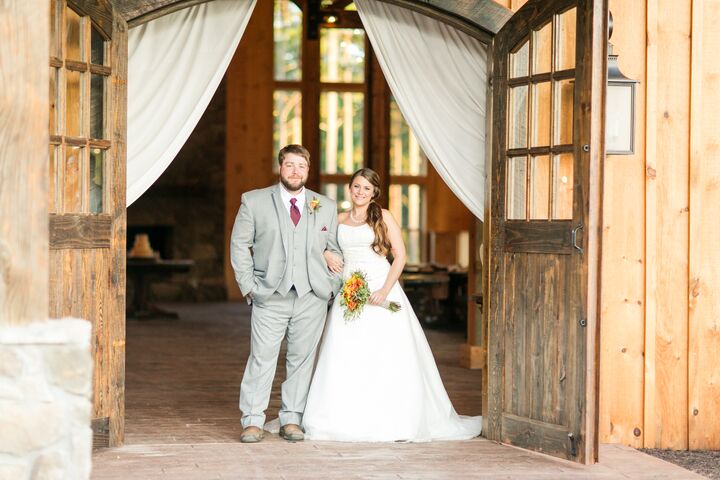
[230,184,343,301]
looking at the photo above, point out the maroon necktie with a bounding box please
[290,198,301,226]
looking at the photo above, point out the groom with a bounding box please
[230,144,342,443]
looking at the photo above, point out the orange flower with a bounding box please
[309,197,321,214]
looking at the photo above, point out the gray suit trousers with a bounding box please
[239,289,327,428]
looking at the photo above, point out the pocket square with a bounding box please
[321,226,328,232]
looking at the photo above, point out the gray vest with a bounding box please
[276,208,312,297]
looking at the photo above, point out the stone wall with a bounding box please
[0,319,93,480]
[127,80,227,302]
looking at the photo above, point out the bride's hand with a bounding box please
[369,288,390,306]
[323,251,344,274]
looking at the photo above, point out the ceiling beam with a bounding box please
[114,0,512,39]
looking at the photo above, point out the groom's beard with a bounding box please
[281,177,306,192]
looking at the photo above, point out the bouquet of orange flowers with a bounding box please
[339,270,401,322]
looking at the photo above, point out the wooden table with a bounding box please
[126,258,193,319]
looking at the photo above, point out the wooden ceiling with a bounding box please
[112,0,512,38]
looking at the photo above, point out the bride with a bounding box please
[301,168,482,442]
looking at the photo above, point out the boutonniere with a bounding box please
[308,197,321,214]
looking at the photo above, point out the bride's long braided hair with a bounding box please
[349,168,391,257]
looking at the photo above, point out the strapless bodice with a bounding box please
[338,223,390,288]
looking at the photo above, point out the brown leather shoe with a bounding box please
[279,424,304,442]
[240,426,264,443]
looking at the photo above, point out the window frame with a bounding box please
[49,0,113,216]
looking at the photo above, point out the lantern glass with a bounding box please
[606,81,635,154]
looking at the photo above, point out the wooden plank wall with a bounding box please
[645,0,691,450]
[491,0,720,450]
[0,0,49,326]
[598,0,646,448]
[688,0,720,451]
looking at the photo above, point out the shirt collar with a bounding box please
[279,183,306,208]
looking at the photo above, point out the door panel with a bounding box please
[487,0,606,464]
[48,0,127,448]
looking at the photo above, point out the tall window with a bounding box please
[273,0,303,172]
[49,0,111,214]
[271,1,427,264]
[273,0,367,208]
[318,25,366,209]
[388,98,427,264]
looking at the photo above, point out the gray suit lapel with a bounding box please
[271,184,289,255]
[305,189,319,256]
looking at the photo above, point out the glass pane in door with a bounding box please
[65,70,83,137]
[552,153,573,219]
[509,86,528,149]
[50,0,60,57]
[553,79,574,145]
[89,149,104,213]
[49,68,58,135]
[510,40,529,78]
[91,26,105,65]
[529,155,550,219]
[532,22,552,75]
[531,81,551,147]
[90,74,105,139]
[556,8,577,71]
[49,146,58,213]
[506,156,527,220]
[65,7,83,61]
[64,146,83,212]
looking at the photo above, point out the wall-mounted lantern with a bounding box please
[606,12,639,155]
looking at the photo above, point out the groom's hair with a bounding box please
[278,144,311,166]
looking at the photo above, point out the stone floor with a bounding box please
[90,302,701,479]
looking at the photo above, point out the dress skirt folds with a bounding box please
[301,224,481,442]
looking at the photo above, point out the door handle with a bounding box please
[568,432,578,457]
[571,223,584,254]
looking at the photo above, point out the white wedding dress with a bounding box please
[301,223,482,442]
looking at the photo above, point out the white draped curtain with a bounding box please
[127,0,488,216]
[355,0,489,220]
[126,0,256,206]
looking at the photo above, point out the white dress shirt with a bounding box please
[279,183,306,218]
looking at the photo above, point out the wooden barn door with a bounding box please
[48,0,127,447]
[486,0,607,464]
